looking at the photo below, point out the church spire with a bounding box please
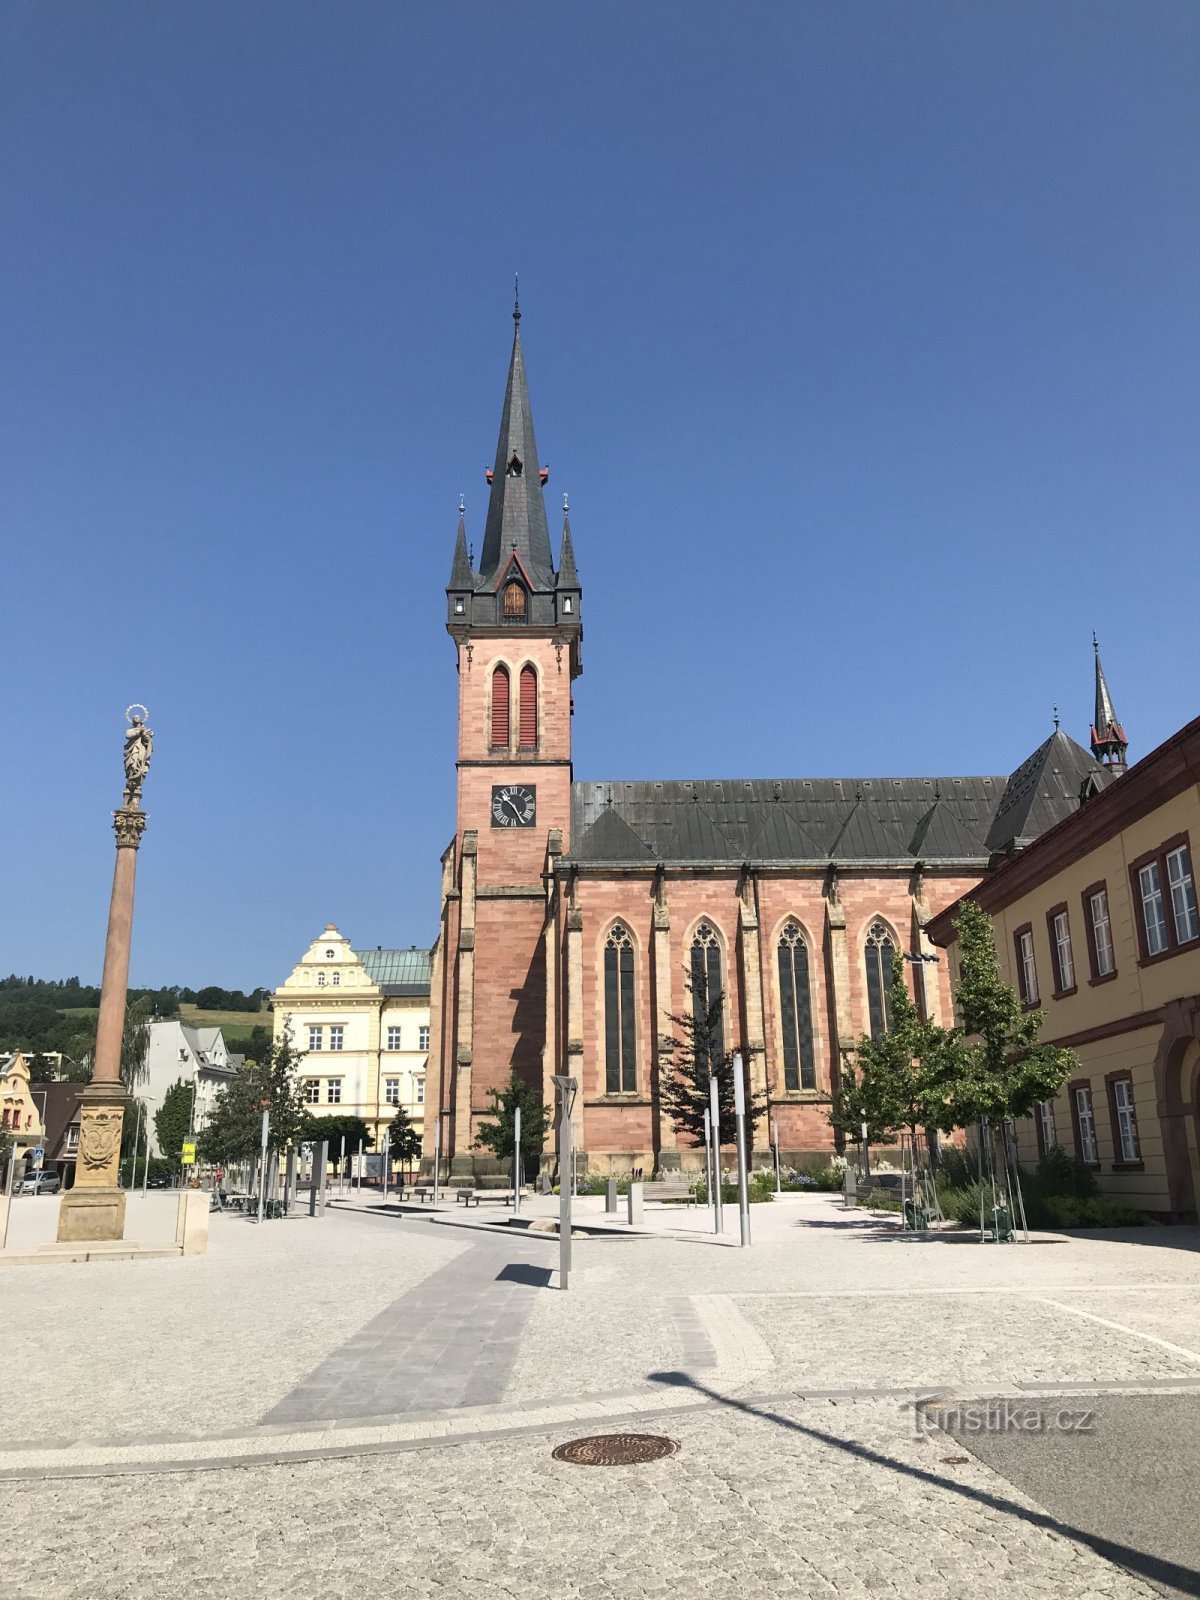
[1090,633,1128,775]
[556,495,579,589]
[448,497,474,590]
[477,300,554,587]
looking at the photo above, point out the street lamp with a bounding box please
[551,1075,577,1290]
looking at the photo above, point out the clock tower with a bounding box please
[433,300,582,1168]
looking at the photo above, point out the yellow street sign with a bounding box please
[181,1142,197,1165]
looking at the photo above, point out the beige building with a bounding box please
[1,1052,47,1174]
[929,714,1200,1220]
[272,927,432,1151]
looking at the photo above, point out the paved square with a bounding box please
[3,1190,1199,1598]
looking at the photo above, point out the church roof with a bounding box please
[567,753,1106,869]
[983,730,1111,854]
[477,306,555,589]
[353,948,432,996]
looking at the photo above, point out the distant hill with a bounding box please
[0,976,270,1056]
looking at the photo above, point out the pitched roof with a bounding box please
[984,731,1111,854]
[477,313,554,589]
[566,761,1103,870]
[353,947,432,995]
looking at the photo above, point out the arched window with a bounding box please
[503,582,526,620]
[490,664,510,748]
[865,919,896,1041]
[518,665,538,750]
[690,922,725,1075]
[604,924,637,1093]
[317,972,326,987]
[777,921,816,1091]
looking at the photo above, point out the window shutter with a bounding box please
[518,665,538,749]
[491,665,510,748]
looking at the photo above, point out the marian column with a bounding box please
[57,707,153,1243]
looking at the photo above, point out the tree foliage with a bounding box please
[299,1113,373,1153]
[659,976,768,1148]
[474,1071,548,1176]
[386,1104,423,1179]
[197,1033,308,1164]
[154,1078,194,1167]
[936,899,1077,1127]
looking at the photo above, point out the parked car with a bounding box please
[18,1171,61,1195]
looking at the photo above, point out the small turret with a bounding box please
[1089,634,1128,775]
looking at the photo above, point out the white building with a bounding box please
[271,927,431,1151]
[144,1020,240,1156]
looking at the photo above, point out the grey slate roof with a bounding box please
[477,314,555,588]
[354,948,433,996]
[983,731,1112,854]
[567,742,1109,869]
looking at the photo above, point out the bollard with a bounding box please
[605,1177,618,1214]
[627,1180,644,1227]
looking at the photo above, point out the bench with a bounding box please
[456,1189,480,1207]
[646,1178,697,1207]
[411,1187,437,1204]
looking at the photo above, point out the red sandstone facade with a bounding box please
[427,313,1109,1177]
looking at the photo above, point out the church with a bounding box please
[428,306,1126,1178]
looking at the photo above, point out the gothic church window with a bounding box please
[777,921,816,1091]
[519,665,538,750]
[864,920,895,1041]
[503,582,527,620]
[604,924,637,1094]
[491,664,510,748]
[690,922,725,1075]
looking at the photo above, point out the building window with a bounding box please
[1035,1100,1057,1157]
[64,1124,80,1151]
[385,1079,400,1106]
[419,1025,430,1052]
[332,972,340,986]
[308,1026,323,1052]
[416,1077,425,1104]
[1070,1082,1098,1165]
[1048,907,1075,995]
[777,921,816,1091]
[563,596,573,614]
[325,949,335,958]
[317,972,326,987]
[604,924,637,1094]
[387,1026,402,1050]
[327,1080,342,1104]
[490,664,510,749]
[518,664,538,750]
[1138,862,1169,956]
[1167,844,1200,944]
[1109,1076,1141,1164]
[1084,884,1116,980]
[502,581,526,620]
[690,922,725,1075]
[329,1026,344,1051]
[303,1080,320,1105]
[864,920,895,1040]
[1014,925,1039,1007]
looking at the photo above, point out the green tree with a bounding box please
[386,1104,423,1182]
[932,900,1077,1129]
[154,1078,194,1169]
[829,954,960,1153]
[60,995,152,1091]
[659,977,768,1150]
[197,1032,308,1165]
[474,1071,548,1180]
[299,1113,373,1154]
[26,1052,56,1083]
[0,1122,12,1176]
[242,1025,274,1065]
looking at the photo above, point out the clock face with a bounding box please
[491,784,537,828]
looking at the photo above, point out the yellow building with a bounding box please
[271,927,432,1154]
[1,1052,47,1175]
[930,714,1200,1220]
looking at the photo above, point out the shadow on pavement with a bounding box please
[645,1370,1200,1599]
[495,1262,555,1288]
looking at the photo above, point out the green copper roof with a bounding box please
[353,948,432,994]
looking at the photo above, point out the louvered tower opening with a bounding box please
[491,664,510,750]
[518,664,538,751]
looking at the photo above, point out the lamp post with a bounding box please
[772,1117,782,1196]
[733,1051,751,1248]
[513,1104,522,1215]
[552,1075,577,1290]
[708,1073,724,1234]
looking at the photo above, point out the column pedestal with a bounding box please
[57,1085,128,1243]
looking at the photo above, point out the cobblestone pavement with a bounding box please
[3,1193,1199,1597]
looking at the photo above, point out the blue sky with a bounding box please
[3,1,1197,990]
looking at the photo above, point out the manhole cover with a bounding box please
[552,1432,679,1466]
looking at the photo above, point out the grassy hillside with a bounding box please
[50,1004,270,1051]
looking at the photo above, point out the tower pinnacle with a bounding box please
[1090,634,1128,775]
